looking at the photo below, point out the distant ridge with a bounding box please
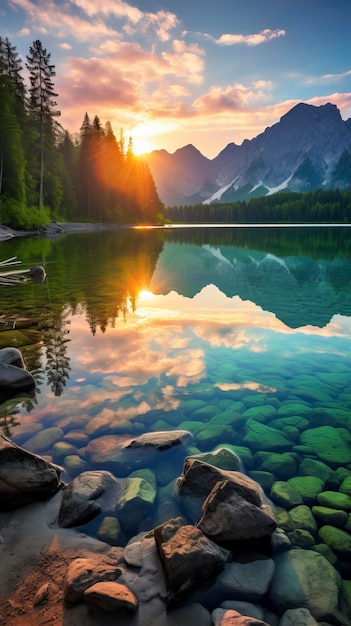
[145,103,351,206]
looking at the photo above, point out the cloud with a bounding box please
[216,28,286,46]
[59,42,72,50]
[322,69,351,81]
[71,0,143,23]
[193,81,273,113]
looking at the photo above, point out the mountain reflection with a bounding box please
[151,227,351,328]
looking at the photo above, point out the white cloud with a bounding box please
[216,28,286,46]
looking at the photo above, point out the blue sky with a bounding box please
[2,0,351,157]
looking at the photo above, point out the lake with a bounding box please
[1,225,351,572]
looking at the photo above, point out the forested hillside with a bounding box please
[0,37,164,229]
[166,189,351,223]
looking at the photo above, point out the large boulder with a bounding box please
[84,581,138,613]
[268,548,346,623]
[197,479,277,545]
[177,459,262,506]
[154,517,229,602]
[58,470,122,528]
[0,435,62,510]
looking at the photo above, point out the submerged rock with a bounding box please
[58,470,122,528]
[0,434,61,510]
[197,479,277,544]
[268,549,345,623]
[300,426,351,466]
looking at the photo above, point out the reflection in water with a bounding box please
[0,227,351,568]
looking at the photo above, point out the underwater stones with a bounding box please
[212,558,275,603]
[0,434,61,510]
[298,458,340,489]
[64,557,124,603]
[217,445,254,470]
[312,506,348,528]
[268,549,343,623]
[286,476,324,505]
[116,476,157,532]
[340,476,351,497]
[269,416,309,431]
[300,426,351,466]
[317,490,351,511]
[279,608,320,626]
[269,482,303,509]
[318,525,351,559]
[248,471,276,491]
[63,454,89,478]
[197,479,277,544]
[154,519,229,601]
[52,440,77,462]
[58,470,122,528]
[196,424,235,449]
[277,403,311,418]
[243,420,292,452]
[23,426,64,453]
[188,448,242,472]
[97,516,122,545]
[287,529,315,549]
[242,405,277,422]
[253,452,298,479]
[288,505,318,535]
[124,430,192,450]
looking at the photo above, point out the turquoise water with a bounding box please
[0,227,351,569]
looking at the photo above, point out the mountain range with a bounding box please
[145,103,351,207]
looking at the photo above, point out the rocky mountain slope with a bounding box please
[145,103,351,206]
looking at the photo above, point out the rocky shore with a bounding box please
[1,429,351,626]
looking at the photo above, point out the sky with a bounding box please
[2,0,351,158]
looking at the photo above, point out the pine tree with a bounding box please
[26,40,61,209]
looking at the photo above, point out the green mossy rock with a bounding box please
[243,419,292,452]
[312,505,348,528]
[248,470,276,490]
[313,543,338,566]
[287,476,324,505]
[191,405,218,421]
[318,525,351,559]
[289,505,318,535]
[275,508,295,532]
[214,444,254,470]
[254,451,298,479]
[287,528,315,549]
[317,490,351,511]
[298,458,340,489]
[340,476,351,497]
[52,441,77,462]
[300,426,351,466]
[177,420,204,435]
[117,477,157,531]
[129,468,157,488]
[269,416,309,431]
[277,403,311,418]
[270,481,303,509]
[63,454,89,478]
[196,423,234,447]
[23,427,64,453]
[242,405,276,422]
[97,516,121,545]
[188,447,241,472]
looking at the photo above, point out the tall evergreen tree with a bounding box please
[26,40,61,209]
